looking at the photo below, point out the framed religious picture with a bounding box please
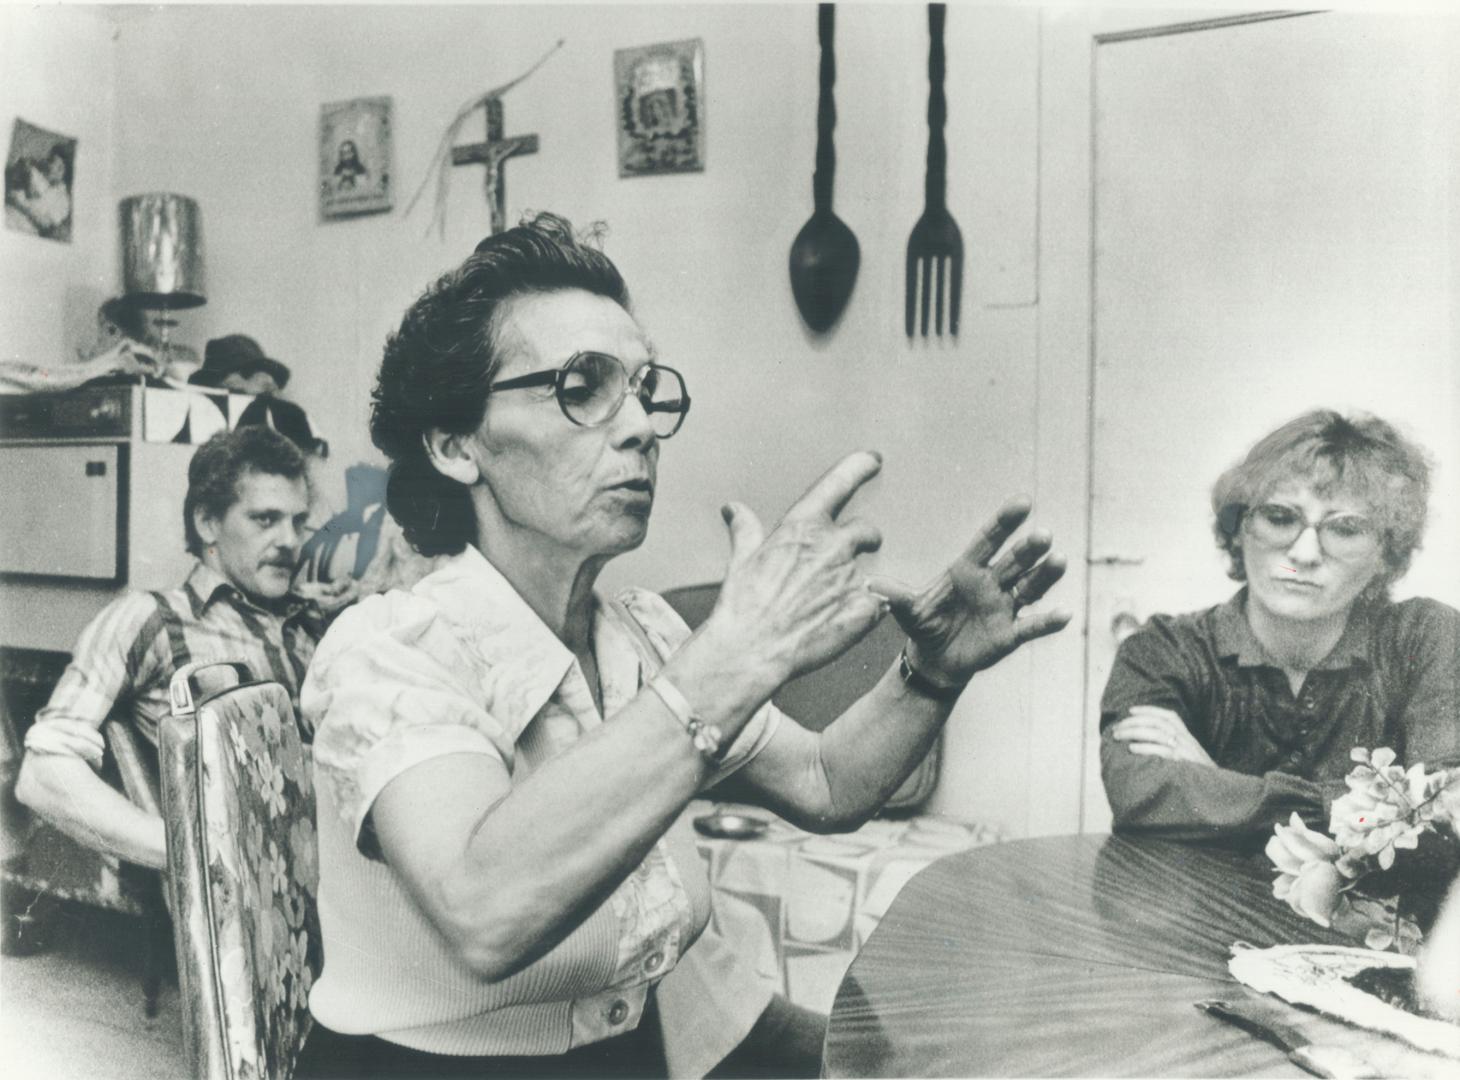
[614,38,705,177]
[319,96,393,219]
[4,118,77,242]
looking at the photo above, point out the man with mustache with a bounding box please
[16,426,323,870]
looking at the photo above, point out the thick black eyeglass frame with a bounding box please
[485,352,692,438]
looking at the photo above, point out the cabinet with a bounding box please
[0,386,200,983]
[0,386,196,651]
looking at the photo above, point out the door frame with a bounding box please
[1031,8,1317,835]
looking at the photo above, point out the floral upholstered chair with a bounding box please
[162,662,321,1080]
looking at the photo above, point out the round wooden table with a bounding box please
[824,834,1356,1078]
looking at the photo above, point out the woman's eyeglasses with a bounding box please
[1244,503,1379,560]
[486,351,691,438]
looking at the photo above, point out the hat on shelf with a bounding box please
[190,334,291,390]
[235,394,327,457]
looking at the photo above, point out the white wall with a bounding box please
[0,4,119,363]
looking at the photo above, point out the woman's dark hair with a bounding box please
[183,426,309,556]
[1210,409,1432,596]
[370,211,631,556]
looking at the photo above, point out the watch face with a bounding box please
[899,649,964,703]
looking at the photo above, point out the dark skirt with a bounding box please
[295,993,823,1080]
[296,996,668,1080]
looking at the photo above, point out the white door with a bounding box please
[1083,12,1460,830]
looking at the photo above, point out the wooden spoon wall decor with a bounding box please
[789,4,861,333]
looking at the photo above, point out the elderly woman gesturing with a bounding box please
[298,214,1069,1079]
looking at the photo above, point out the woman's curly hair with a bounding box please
[1210,409,1432,598]
[370,212,630,556]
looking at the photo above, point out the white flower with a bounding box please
[1329,749,1434,869]
[267,841,288,896]
[1273,750,1460,948]
[1267,814,1345,927]
[1268,812,1340,872]
[256,760,286,818]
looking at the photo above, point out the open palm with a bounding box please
[872,499,1071,684]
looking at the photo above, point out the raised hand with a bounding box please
[709,451,889,686]
[871,498,1070,686]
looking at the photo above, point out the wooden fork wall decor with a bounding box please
[905,4,964,338]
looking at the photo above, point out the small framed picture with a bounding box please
[4,118,77,242]
[319,96,393,219]
[614,38,705,178]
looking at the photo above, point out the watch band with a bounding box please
[898,647,966,704]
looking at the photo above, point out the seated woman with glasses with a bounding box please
[1100,409,1459,846]
[297,212,1070,1079]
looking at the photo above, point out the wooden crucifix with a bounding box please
[450,98,539,236]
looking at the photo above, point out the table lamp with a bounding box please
[119,193,206,377]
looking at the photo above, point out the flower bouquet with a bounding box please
[1267,748,1460,953]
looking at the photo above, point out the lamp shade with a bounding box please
[119,193,206,309]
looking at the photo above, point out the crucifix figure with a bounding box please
[450,98,539,236]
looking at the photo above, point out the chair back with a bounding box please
[161,661,321,1080]
[660,582,940,810]
[295,463,389,585]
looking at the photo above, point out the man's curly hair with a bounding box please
[370,212,630,556]
[182,426,308,556]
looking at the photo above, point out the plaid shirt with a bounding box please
[24,562,322,769]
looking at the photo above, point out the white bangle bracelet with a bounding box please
[647,674,725,761]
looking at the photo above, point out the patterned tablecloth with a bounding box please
[690,802,1002,1014]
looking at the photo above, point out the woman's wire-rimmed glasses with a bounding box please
[486,351,691,439]
[1243,502,1380,561]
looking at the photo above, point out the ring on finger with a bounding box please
[1008,582,1025,611]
